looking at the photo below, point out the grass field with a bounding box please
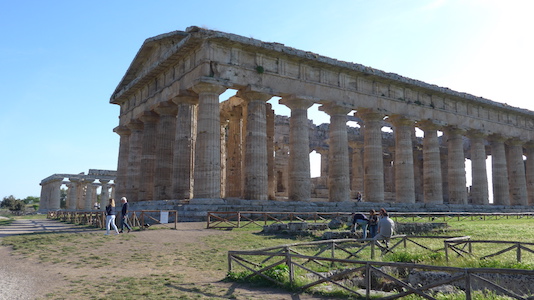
[1,215,534,299]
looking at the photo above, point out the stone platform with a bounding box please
[129,198,534,222]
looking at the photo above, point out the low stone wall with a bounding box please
[128,198,534,222]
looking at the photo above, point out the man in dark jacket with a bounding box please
[119,197,133,233]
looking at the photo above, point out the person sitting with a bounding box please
[374,208,395,248]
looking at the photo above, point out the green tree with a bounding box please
[1,195,17,209]
[23,196,40,204]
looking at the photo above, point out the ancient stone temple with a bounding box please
[39,169,116,211]
[110,26,534,208]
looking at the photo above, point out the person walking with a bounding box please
[119,197,132,233]
[351,212,369,239]
[105,198,120,235]
[368,209,379,238]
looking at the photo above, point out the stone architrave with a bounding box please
[489,134,510,205]
[154,101,178,200]
[100,179,110,208]
[237,88,272,200]
[467,130,489,205]
[84,178,95,210]
[138,111,159,201]
[126,120,144,202]
[191,82,227,199]
[321,104,351,202]
[525,143,534,205]
[356,109,385,203]
[279,96,314,202]
[506,139,528,206]
[444,127,467,204]
[171,92,197,200]
[113,125,131,200]
[389,115,416,203]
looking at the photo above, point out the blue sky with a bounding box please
[1,0,533,199]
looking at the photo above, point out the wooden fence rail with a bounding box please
[207,211,534,229]
[47,210,178,230]
[228,239,534,299]
[445,238,534,263]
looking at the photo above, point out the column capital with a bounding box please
[466,129,487,139]
[126,119,144,131]
[279,95,316,110]
[387,114,414,127]
[320,103,352,116]
[113,125,131,136]
[153,101,178,116]
[488,133,507,143]
[171,90,199,105]
[237,87,272,102]
[506,137,526,146]
[524,141,534,148]
[443,126,466,136]
[191,81,227,95]
[417,120,442,131]
[354,108,383,121]
[139,111,159,123]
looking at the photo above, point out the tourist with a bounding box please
[368,209,378,238]
[355,191,362,202]
[105,198,120,235]
[374,208,395,247]
[119,197,132,233]
[350,212,369,239]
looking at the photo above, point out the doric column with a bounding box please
[321,104,351,202]
[171,92,197,200]
[279,96,314,201]
[389,115,415,203]
[467,130,489,205]
[444,127,467,204]
[90,183,99,209]
[238,88,272,200]
[67,178,78,210]
[315,147,329,181]
[100,179,110,209]
[154,102,178,200]
[138,111,159,201]
[126,120,144,202]
[525,142,534,205]
[191,82,227,198]
[266,103,276,200]
[224,105,243,198]
[83,178,95,210]
[489,134,510,205]
[349,141,364,195]
[110,183,116,200]
[39,182,49,211]
[113,125,131,200]
[506,139,528,205]
[49,178,62,210]
[356,109,385,202]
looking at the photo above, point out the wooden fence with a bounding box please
[207,211,534,229]
[445,237,534,263]
[47,210,178,230]
[228,239,534,299]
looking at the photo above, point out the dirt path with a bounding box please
[0,219,328,300]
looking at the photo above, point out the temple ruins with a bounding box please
[39,169,116,210]
[107,26,534,212]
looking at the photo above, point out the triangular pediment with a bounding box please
[111,30,188,102]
